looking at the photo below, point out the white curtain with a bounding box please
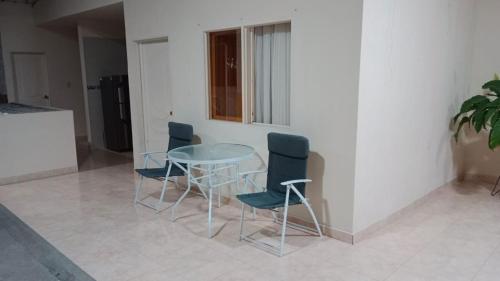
[254,23,291,125]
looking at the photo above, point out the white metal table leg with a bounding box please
[239,203,245,241]
[134,175,144,204]
[208,187,213,238]
[218,189,221,208]
[235,163,240,194]
[208,163,214,238]
[207,164,219,208]
[171,163,191,221]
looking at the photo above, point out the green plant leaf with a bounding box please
[483,80,500,96]
[484,108,497,128]
[489,120,500,149]
[454,116,470,141]
[458,95,489,117]
[491,111,500,127]
[472,98,497,131]
[487,97,500,108]
[453,95,491,124]
[473,110,489,132]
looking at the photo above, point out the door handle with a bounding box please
[43,95,49,100]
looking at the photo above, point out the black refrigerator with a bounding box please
[100,75,132,152]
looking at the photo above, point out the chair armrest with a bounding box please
[140,152,166,169]
[280,179,312,186]
[240,170,267,177]
[137,151,167,156]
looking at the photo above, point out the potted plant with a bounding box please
[453,77,500,149]
[453,76,500,196]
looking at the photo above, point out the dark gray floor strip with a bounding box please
[0,204,95,281]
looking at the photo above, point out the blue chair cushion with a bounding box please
[267,132,309,159]
[237,191,302,209]
[168,122,193,152]
[266,133,309,197]
[135,161,185,179]
[169,122,193,141]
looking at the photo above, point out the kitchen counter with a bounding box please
[0,103,57,114]
[0,104,78,185]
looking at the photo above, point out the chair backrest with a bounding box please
[167,122,193,151]
[266,133,309,197]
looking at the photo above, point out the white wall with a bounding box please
[0,110,77,184]
[353,0,476,233]
[123,0,363,234]
[30,0,489,238]
[0,2,87,136]
[461,0,500,179]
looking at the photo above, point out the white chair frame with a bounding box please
[134,151,208,212]
[239,172,323,257]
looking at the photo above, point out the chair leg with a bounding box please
[156,178,169,212]
[302,198,323,238]
[239,203,246,241]
[134,175,144,204]
[279,188,291,257]
[218,188,221,208]
[156,162,173,212]
[242,177,256,219]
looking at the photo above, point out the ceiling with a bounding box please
[73,2,124,22]
[40,2,125,39]
[42,2,125,26]
[0,0,40,7]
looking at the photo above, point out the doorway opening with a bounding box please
[72,3,133,170]
[137,37,172,154]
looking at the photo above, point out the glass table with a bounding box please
[167,143,255,238]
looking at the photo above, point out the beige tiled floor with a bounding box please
[76,139,133,172]
[1,164,500,281]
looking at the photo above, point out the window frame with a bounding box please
[205,27,243,123]
[204,20,291,127]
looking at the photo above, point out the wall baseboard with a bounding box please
[216,192,355,244]
[463,173,498,184]
[149,173,498,245]
[222,178,459,245]
[351,179,457,243]
[0,166,78,186]
[285,213,354,244]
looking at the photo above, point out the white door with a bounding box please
[139,40,172,152]
[12,53,50,106]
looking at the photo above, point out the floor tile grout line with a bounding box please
[4,166,500,281]
[381,211,464,281]
[469,238,500,281]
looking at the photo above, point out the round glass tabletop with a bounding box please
[167,143,255,164]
